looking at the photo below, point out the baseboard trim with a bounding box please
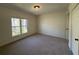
[39,33,66,39]
[0,33,37,48]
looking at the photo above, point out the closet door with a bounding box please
[72,4,79,55]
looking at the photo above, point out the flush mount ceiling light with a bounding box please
[34,5,40,9]
[32,4,41,11]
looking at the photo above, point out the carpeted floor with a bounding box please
[0,34,72,55]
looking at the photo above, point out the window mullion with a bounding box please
[20,19,22,35]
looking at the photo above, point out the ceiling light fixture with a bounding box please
[34,5,40,9]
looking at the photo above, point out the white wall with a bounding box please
[38,12,67,39]
[0,7,37,46]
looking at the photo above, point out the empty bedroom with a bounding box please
[0,3,79,55]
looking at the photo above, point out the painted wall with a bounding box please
[38,12,67,39]
[0,7,37,46]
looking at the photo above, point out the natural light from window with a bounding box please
[11,18,20,36]
[21,19,28,34]
[11,18,28,37]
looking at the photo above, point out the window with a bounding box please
[11,18,20,36]
[11,18,28,37]
[21,19,28,34]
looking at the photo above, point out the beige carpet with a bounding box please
[0,34,72,55]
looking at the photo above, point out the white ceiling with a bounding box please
[0,3,69,15]
[12,3,69,15]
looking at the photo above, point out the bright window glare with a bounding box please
[21,19,28,33]
[11,18,20,36]
[11,18,28,37]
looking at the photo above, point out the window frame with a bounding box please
[11,17,21,37]
[11,17,28,37]
[21,19,28,34]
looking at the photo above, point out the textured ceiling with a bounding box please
[0,3,69,15]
